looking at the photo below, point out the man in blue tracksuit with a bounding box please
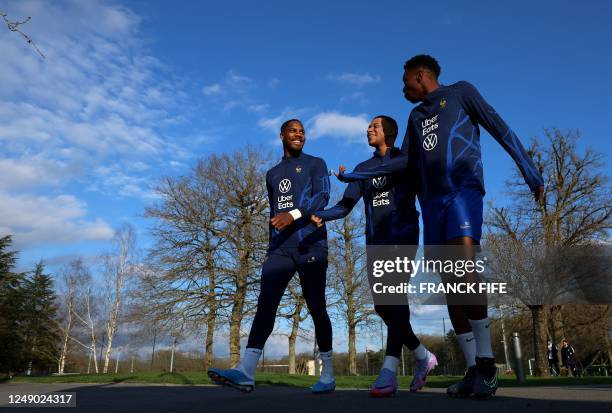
[338,55,544,398]
[208,119,335,394]
[312,115,437,397]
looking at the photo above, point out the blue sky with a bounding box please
[1,0,611,356]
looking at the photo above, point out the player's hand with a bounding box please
[334,165,348,182]
[270,212,294,230]
[311,215,323,228]
[534,186,544,205]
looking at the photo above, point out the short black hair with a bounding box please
[280,119,303,133]
[375,115,398,143]
[404,54,441,78]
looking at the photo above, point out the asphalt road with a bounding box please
[1,382,611,413]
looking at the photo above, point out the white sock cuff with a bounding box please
[319,350,333,360]
[457,331,475,342]
[382,356,400,372]
[413,344,428,360]
[245,347,263,356]
[468,317,490,328]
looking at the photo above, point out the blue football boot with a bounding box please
[207,368,255,393]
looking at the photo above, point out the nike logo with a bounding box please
[485,323,491,329]
[466,337,475,342]
[484,374,498,388]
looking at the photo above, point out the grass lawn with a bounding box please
[4,372,612,388]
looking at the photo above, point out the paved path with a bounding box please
[1,382,611,412]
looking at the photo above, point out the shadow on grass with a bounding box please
[111,376,138,383]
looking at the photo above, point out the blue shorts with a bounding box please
[421,188,483,245]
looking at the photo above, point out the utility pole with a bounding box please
[501,316,511,372]
[170,336,177,373]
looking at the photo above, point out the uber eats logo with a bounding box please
[278,178,293,209]
[372,177,390,207]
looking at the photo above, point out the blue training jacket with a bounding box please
[316,147,419,245]
[266,151,330,250]
[340,81,544,202]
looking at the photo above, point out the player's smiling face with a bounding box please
[281,121,305,151]
[403,68,425,103]
[367,117,385,147]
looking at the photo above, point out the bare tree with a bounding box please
[56,260,89,374]
[71,263,101,374]
[486,129,611,376]
[143,160,226,370]
[207,148,270,365]
[141,146,270,366]
[101,224,139,373]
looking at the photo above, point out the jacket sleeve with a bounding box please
[459,81,544,192]
[315,180,361,221]
[295,158,331,217]
[266,171,274,218]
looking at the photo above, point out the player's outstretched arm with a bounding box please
[460,81,544,195]
[314,180,361,224]
[337,155,409,182]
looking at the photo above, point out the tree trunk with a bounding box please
[229,245,248,366]
[288,300,303,374]
[103,302,120,374]
[204,252,217,371]
[229,212,252,366]
[348,322,357,375]
[204,314,216,371]
[549,305,565,344]
[58,316,72,374]
[530,305,549,376]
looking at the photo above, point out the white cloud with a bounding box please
[0,0,201,252]
[89,164,159,200]
[0,155,77,190]
[202,83,222,96]
[308,112,370,140]
[0,0,186,200]
[327,72,382,86]
[340,91,368,104]
[0,192,114,248]
[247,104,269,113]
[258,113,287,132]
[201,70,263,112]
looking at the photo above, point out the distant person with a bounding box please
[547,341,559,376]
[208,119,335,394]
[312,115,437,397]
[561,339,577,376]
[337,54,544,399]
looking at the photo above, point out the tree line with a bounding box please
[0,129,609,377]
